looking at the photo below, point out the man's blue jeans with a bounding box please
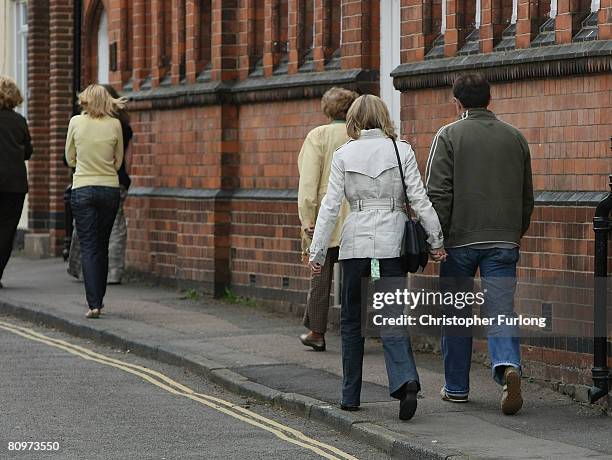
[340,257,420,407]
[71,186,120,309]
[440,247,521,397]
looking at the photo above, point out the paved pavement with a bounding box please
[0,316,386,460]
[1,257,612,459]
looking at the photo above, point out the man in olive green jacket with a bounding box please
[426,74,534,415]
[298,87,357,351]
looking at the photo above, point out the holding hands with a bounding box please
[429,247,447,262]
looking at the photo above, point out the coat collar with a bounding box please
[460,108,497,120]
[359,128,385,139]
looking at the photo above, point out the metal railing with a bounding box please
[590,173,612,403]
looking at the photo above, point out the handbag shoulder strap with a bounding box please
[391,138,410,208]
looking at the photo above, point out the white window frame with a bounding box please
[14,0,28,117]
[380,0,401,136]
[97,10,110,84]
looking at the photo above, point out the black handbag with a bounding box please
[392,139,429,273]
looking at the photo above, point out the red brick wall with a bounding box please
[403,75,612,191]
[238,99,325,189]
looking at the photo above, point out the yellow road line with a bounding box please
[0,321,358,460]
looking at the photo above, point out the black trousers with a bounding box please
[0,192,26,281]
[71,186,120,309]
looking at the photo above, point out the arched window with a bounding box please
[274,0,289,73]
[492,0,516,50]
[424,0,445,58]
[97,10,110,84]
[300,0,315,68]
[250,0,265,75]
[457,0,479,55]
[325,0,341,66]
[199,0,212,75]
[573,0,599,40]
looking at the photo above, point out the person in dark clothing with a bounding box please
[0,76,32,288]
[67,84,133,285]
[426,73,534,415]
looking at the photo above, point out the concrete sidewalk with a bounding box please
[1,257,611,459]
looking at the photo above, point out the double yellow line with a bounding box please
[0,320,358,460]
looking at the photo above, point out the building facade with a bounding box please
[24,0,612,386]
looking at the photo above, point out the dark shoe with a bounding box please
[340,404,359,412]
[399,381,419,421]
[299,333,326,352]
[440,387,469,403]
[501,367,523,415]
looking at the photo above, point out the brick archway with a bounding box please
[83,0,109,85]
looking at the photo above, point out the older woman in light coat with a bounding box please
[309,95,446,421]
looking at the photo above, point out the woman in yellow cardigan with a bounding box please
[65,84,125,318]
[297,87,358,351]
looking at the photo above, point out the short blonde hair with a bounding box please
[78,84,127,118]
[321,87,359,120]
[346,94,397,140]
[0,76,24,110]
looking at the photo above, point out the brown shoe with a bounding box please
[86,308,100,319]
[501,367,523,415]
[299,333,326,352]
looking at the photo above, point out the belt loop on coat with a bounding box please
[390,197,395,211]
[358,199,363,211]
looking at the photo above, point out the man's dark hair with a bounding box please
[452,73,491,108]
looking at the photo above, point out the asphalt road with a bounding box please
[0,316,388,460]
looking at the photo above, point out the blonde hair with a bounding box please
[321,87,359,120]
[0,76,24,110]
[78,84,127,118]
[346,94,397,140]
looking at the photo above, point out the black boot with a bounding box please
[399,381,419,421]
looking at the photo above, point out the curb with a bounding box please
[0,299,467,460]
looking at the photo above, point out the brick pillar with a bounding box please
[237,0,253,79]
[186,0,200,83]
[480,0,494,52]
[263,0,280,76]
[151,0,167,86]
[108,0,123,88]
[26,0,50,240]
[341,0,377,70]
[171,0,186,85]
[211,0,239,80]
[288,0,301,73]
[117,0,131,86]
[312,0,326,70]
[402,0,426,62]
[515,0,537,47]
[598,0,611,39]
[48,0,74,255]
[444,0,460,56]
[555,0,573,43]
[132,0,147,90]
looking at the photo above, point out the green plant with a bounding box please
[182,288,200,301]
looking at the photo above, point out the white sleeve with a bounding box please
[402,143,444,249]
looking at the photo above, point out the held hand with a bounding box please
[304,226,315,238]
[429,247,447,262]
[309,262,322,275]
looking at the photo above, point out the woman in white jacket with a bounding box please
[309,95,446,420]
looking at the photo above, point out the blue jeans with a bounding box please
[440,247,521,396]
[71,186,120,309]
[340,257,420,407]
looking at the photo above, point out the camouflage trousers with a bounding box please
[68,186,128,284]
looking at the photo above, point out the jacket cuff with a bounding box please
[309,249,327,266]
[428,230,444,249]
